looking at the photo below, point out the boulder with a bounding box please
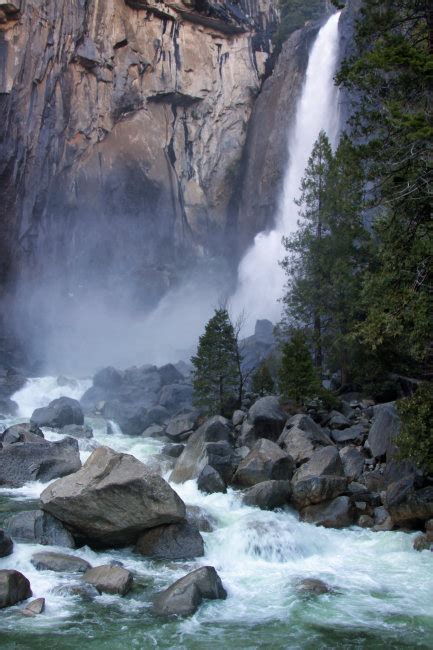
[185,505,217,532]
[300,496,355,528]
[40,446,186,547]
[82,565,133,596]
[367,403,401,459]
[102,401,151,436]
[327,412,351,429]
[292,476,348,509]
[0,436,81,488]
[384,482,433,525]
[238,396,286,446]
[21,597,45,617]
[278,414,333,464]
[242,480,292,510]
[0,570,32,608]
[170,416,235,484]
[152,566,226,617]
[55,583,99,601]
[232,410,245,426]
[358,514,374,528]
[292,446,344,483]
[340,446,365,480]
[93,366,123,389]
[5,510,75,547]
[165,412,198,442]
[331,423,366,444]
[60,424,93,439]
[31,396,84,428]
[0,398,18,416]
[197,465,226,494]
[135,523,204,560]
[0,422,44,444]
[31,552,91,573]
[161,443,185,458]
[296,578,332,595]
[413,534,433,552]
[0,529,12,557]
[158,364,184,386]
[233,438,294,487]
[158,383,193,413]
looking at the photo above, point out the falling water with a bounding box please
[231,12,342,331]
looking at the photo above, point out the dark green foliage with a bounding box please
[279,329,321,405]
[252,362,275,396]
[337,0,433,375]
[396,383,433,475]
[191,309,241,416]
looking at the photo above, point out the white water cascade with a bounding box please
[231,12,342,331]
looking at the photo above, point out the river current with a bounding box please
[0,377,432,649]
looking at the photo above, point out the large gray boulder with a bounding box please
[82,565,133,596]
[300,496,355,528]
[0,570,32,609]
[384,481,433,525]
[242,480,292,510]
[233,438,294,487]
[185,505,217,532]
[238,396,287,447]
[278,414,333,464]
[5,510,75,548]
[31,552,91,573]
[292,476,348,509]
[340,446,365,481]
[197,465,227,494]
[0,436,81,488]
[367,403,401,459]
[331,423,366,444]
[31,396,84,428]
[40,446,186,547]
[158,383,193,413]
[135,522,204,560]
[292,446,344,483]
[165,412,198,442]
[170,416,235,484]
[0,529,13,557]
[152,566,226,617]
[60,424,93,439]
[0,422,44,444]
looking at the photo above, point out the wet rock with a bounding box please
[300,496,355,529]
[135,522,204,560]
[0,422,44,444]
[384,482,433,525]
[60,424,93,439]
[0,436,81,487]
[413,534,433,552]
[165,412,198,442]
[358,514,374,528]
[185,505,217,532]
[292,446,344,483]
[331,423,366,444]
[93,366,123,389]
[102,402,152,436]
[142,424,166,439]
[21,597,45,616]
[340,446,365,480]
[242,480,292,510]
[0,529,13,557]
[31,552,91,573]
[31,396,84,428]
[367,403,401,459]
[57,375,79,388]
[152,566,226,617]
[82,565,133,596]
[56,583,99,601]
[238,396,286,447]
[278,414,333,464]
[5,510,75,548]
[158,383,193,414]
[40,446,185,547]
[161,443,185,458]
[233,438,294,487]
[296,578,332,595]
[232,410,245,426]
[0,570,32,608]
[197,465,226,494]
[170,416,234,484]
[292,476,348,509]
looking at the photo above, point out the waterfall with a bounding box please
[231,12,342,331]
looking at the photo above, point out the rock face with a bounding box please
[0,436,81,487]
[5,510,75,548]
[40,446,186,546]
[135,522,204,560]
[0,570,32,609]
[0,0,278,354]
[152,566,227,617]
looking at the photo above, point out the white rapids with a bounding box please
[0,377,432,648]
[231,12,342,332]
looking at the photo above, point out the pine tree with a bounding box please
[279,329,320,405]
[191,309,242,416]
[252,362,275,396]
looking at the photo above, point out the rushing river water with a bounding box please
[0,377,432,649]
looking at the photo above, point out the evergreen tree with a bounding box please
[191,309,241,416]
[396,383,433,475]
[279,329,320,405]
[252,362,275,396]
